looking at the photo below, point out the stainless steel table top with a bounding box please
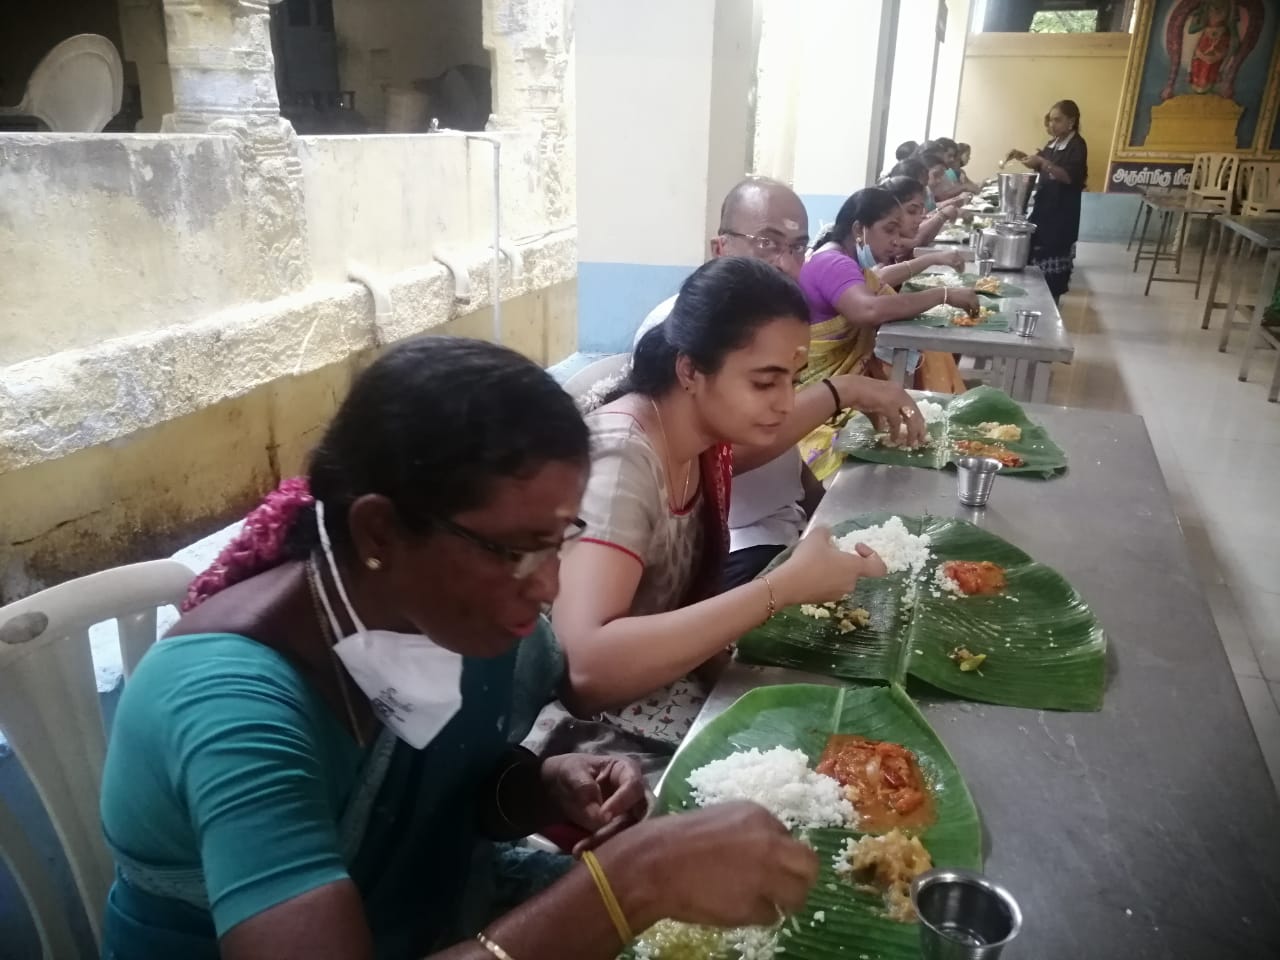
[875,266,1075,365]
[681,403,1280,959]
[1219,215,1280,249]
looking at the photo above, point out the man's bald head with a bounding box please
[712,177,810,280]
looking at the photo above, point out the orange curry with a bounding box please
[942,560,1007,596]
[816,735,935,833]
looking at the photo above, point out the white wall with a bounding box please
[755,0,885,200]
[575,0,716,267]
[929,0,971,139]
[883,0,937,175]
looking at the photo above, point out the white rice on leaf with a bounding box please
[916,399,945,424]
[686,747,853,829]
[835,516,933,576]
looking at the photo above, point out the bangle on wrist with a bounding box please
[820,378,842,423]
[761,574,777,622]
[478,933,518,960]
[582,851,634,945]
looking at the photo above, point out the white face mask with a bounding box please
[312,501,464,750]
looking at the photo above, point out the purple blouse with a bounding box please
[798,249,866,327]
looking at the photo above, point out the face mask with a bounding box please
[312,501,464,750]
[855,237,878,271]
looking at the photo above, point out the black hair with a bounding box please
[812,187,900,251]
[933,137,958,154]
[1053,99,1081,133]
[891,157,929,185]
[919,150,946,171]
[297,337,589,554]
[611,257,809,400]
[895,140,919,161]
[880,175,927,206]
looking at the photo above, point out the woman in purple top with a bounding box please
[794,188,981,478]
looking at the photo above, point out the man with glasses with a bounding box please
[632,177,923,590]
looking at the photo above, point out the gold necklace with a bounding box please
[648,397,692,510]
[305,559,367,748]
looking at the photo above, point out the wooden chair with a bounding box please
[0,560,192,958]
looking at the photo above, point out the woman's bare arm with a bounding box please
[832,282,950,328]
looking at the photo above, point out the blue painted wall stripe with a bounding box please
[578,261,694,354]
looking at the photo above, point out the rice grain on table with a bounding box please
[686,746,853,829]
[835,516,933,575]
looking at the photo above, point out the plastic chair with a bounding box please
[1240,163,1280,217]
[0,34,123,132]
[561,353,630,400]
[0,559,193,957]
[1188,153,1240,212]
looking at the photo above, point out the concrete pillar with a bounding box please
[161,0,282,131]
[574,0,760,354]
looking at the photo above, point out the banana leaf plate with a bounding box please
[837,385,1067,478]
[891,301,1012,332]
[634,683,981,960]
[737,514,1107,712]
[903,275,1027,299]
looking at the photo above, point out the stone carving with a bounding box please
[160,0,307,296]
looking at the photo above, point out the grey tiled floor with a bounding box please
[1048,241,1280,795]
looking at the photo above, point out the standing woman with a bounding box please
[1006,99,1088,301]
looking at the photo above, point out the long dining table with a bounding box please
[877,263,1074,404]
[671,402,1280,959]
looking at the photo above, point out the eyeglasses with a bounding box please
[721,230,810,261]
[435,516,587,580]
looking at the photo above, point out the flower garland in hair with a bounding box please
[181,477,315,611]
[575,364,630,415]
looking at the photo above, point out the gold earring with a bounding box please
[365,557,383,571]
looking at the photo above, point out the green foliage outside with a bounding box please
[1030,10,1099,33]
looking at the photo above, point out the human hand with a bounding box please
[602,803,820,929]
[832,375,928,450]
[938,249,966,271]
[770,527,888,608]
[1021,154,1045,171]
[541,754,648,855]
[948,287,982,316]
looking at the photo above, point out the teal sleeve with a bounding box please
[155,639,353,935]
[508,619,565,743]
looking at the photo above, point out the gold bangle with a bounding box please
[762,575,777,621]
[581,850,634,944]
[477,932,518,960]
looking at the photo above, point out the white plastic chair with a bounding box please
[561,353,630,400]
[0,559,193,957]
[1240,163,1280,217]
[1188,152,1240,213]
[0,34,123,132]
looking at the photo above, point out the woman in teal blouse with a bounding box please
[99,337,817,960]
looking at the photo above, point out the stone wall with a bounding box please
[0,0,578,603]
